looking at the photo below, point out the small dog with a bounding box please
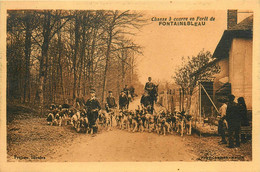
[132,111,144,132]
[47,104,58,126]
[47,112,55,125]
[98,110,111,131]
[175,115,185,136]
[120,110,129,130]
[71,111,81,129]
[184,115,193,135]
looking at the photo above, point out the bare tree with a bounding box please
[101,10,146,103]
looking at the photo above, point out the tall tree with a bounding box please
[101,10,146,103]
[173,50,220,110]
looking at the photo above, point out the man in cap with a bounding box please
[226,94,242,148]
[106,91,117,127]
[217,98,228,144]
[106,91,117,109]
[119,90,128,110]
[85,89,101,135]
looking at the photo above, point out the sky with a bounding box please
[133,10,251,85]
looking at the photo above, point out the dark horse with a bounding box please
[141,85,158,114]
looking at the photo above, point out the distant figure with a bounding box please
[129,86,136,100]
[217,98,228,144]
[85,89,101,135]
[237,97,250,143]
[106,91,117,110]
[119,91,129,110]
[123,84,129,97]
[226,94,242,148]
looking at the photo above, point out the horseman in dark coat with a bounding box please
[144,77,157,114]
[145,77,155,94]
[85,89,101,134]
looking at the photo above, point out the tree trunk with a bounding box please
[89,27,97,90]
[101,30,112,103]
[73,15,80,100]
[23,15,32,103]
[57,16,65,103]
[39,11,51,114]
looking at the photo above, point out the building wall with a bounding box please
[229,38,252,109]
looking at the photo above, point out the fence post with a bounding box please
[199,83,201,124]
[179,88,182,111]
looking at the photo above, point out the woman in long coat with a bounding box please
[237,97,249,143]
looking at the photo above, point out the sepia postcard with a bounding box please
[0,1,260,172]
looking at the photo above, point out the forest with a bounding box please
[7,10,147,109]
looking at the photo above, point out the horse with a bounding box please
[142,84,158,114]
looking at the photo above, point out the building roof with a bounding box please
[190,15,253,78]
[229,15,253,31]
[213,15,253,59]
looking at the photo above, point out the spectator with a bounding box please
[226,94,242,148]
[217,98,228,144]
[238,97,249,143]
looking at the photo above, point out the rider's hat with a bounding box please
[108,90,112,93]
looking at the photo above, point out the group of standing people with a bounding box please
[82,87,131,134]
[81,77,157,133]
[106,84,133,112]
[218,94,250,148]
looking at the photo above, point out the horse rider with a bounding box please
[144,77,157,114]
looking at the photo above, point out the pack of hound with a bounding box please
[46,103,115,134]
[114,107,193,136]
[47,104,193,136]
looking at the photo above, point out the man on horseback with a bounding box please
[144,77,158,114]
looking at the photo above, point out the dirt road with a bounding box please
[49,129,197,162]
[48,98,195,162]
